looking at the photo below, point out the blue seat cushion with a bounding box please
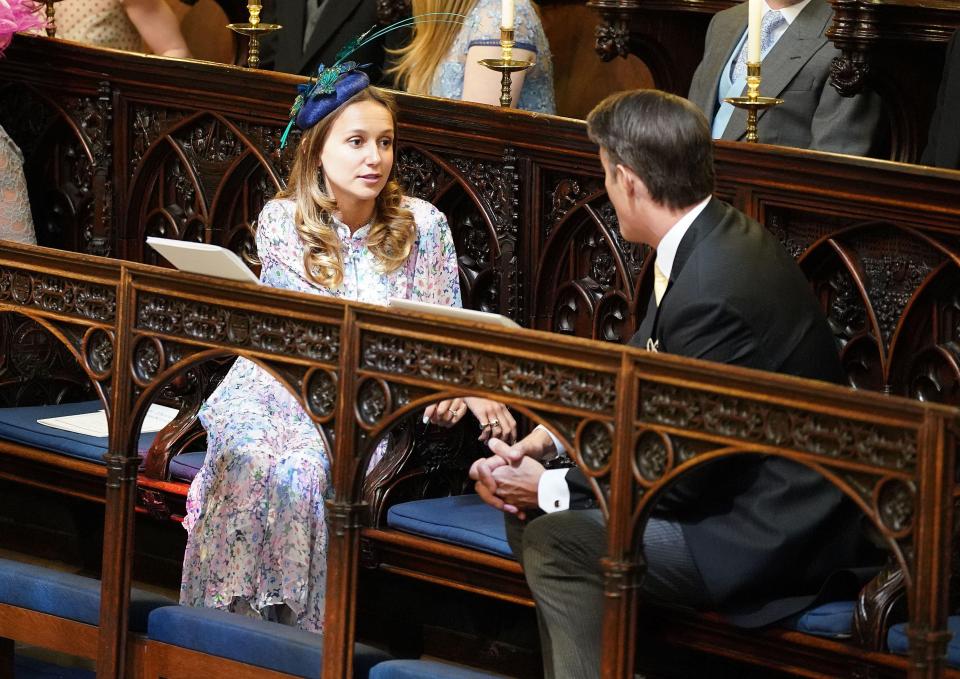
[169,451,206,482]
[888,616,960,667]
[780,600,855,638]
[0,401,160,464]
[369,660,504,678]
[14,654,95,679]
[147,605,391,678]
[0,558,174,633]
[386,495,514,559]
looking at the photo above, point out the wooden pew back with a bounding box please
[2,241,955,677]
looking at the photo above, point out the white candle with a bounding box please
[501,0,514,31]
[747,0,762,64]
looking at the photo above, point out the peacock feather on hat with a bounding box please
[279,12,465,149]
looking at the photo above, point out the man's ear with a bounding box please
[616,163,648,202]
[614,163,632,196]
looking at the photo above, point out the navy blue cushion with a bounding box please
[0,558,174,633]
[888,616,960,667]
[169,451,206,482]
[0,401,160,464]
[14,655,95,679]
[386,496,514,559]
[780,600,854,638]
[369,660,503,679]
[147,605,391,678]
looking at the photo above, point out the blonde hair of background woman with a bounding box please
[387,0,477,95]
[276,87,416,290]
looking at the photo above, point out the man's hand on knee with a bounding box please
[469,454,518,515]
[490,455,544,520]
[471,430,556,518]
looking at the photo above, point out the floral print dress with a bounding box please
[180,196,461,633]
[431,0,556,114]
[0,124,36,244]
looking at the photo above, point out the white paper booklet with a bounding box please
[37,404,179,438]
[146,237,260,284]
[388,298,520,329]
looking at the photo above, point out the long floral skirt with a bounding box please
[180,363,332,633]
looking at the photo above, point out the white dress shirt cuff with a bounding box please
[538,468,571,513]
[534,424,566,457]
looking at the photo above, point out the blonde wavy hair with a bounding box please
[387,0,477,95]
[276,86,416,290]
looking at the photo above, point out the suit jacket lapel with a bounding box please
[631,290,657,348]
[723,0,831,141]
[667,197,727,288]
[628,197,728,348]
[300,1,360,73]
[274,2,305,74]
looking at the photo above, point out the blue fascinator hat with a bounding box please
[281,61,370,148]
[295,67,371,131]
[279,12,466,149]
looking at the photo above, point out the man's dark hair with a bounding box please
[586,89,715,211]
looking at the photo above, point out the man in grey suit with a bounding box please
[687,0,880,154]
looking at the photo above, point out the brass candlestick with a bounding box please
[724,62,783,143]
[478,27,534,108]
[44,0,65,38]
[227,3,281,70]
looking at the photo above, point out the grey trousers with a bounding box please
[505,510,709,679]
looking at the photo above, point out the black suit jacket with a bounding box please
[264,1,388,82]
[565,198,878,626]
[922,29,960,169]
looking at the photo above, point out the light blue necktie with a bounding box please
[712,10,786,138]
[730,10,785,83]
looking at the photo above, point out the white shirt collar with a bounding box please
[767,0,812,25]
[653,196,711,279]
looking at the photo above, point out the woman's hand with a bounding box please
[423,397,517,444]
[463,397,516,444]
[423,397,467,427]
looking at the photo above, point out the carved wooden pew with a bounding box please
[125,262,960,679]
[0,244,398,679]
[3,34,960,678]
[3,242,954,679]
[0,244,174,679]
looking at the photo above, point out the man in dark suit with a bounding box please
[470,89,879,679]
[687,0,880,154]
[922,29,960,169]
[262,1,389,82]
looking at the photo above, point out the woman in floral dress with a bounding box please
[0,0,42,244]
[180,68,515,632]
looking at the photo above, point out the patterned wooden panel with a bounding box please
[2,36,959,414]
[534,168,646,342]
[758,206,960,405]
[125,107,283,269]
[0,81,110,255]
